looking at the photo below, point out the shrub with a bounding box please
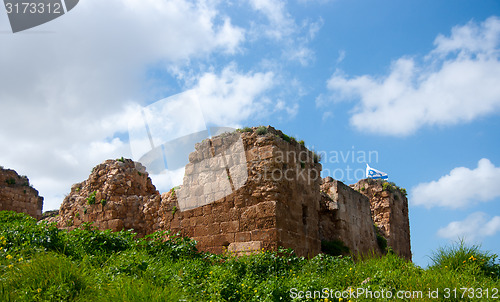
[430,239,500,278]
[255,126,268,135]
[117,157,125,163]
[138,230,198,260]
[321,239,350,256]
[237,127,253,133]
[313,152,322,163]
[374,224,388,252]
[100,199,107,207]
[298,140,305,146]
[5,178,15,185]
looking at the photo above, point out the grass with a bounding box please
[0,210,499,301]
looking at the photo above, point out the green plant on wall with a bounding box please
[255,126,268,135]
[86,191,96,205]
[172,206,178,216]
[100,199,107,207]
[236,127,253,133]
[374,224,388,252]
[313,151,322,163]
[117,157,125,163]
[321,239,350,256]
[5,178,15,185]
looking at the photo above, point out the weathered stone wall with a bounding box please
[153,127,322,257]
[56,159,160,237]
[51,126,411,260]
[352,179,412,260]
[319,177,379,256]
[0,167,43,219]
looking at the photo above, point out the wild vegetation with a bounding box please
[0,210,499,301]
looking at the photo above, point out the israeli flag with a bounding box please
[366,164,388,179]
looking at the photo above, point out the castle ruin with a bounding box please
[2,126,411,260]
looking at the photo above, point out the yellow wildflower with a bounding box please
[6,255,13,260]
[18,257,23,262]
[8,264,13,269]
[254,289,257,293]
[37,288,42,293]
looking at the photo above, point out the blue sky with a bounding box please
[1,0,499,267]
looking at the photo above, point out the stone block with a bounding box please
[228,241,263,255]
[221,220,239,233]
[108,219,124,231]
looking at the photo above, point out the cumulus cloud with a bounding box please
[0,0,248,210]
[189,65,276,126]
[411,158,500,209]
[247,0,321,65]
[322,16,500,136]
[437,212,500,242]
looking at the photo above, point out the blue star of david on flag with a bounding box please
[366,164,388,179]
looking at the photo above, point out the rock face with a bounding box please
[319,177,379,256]
[57,159,160,236]
[352,179,412,260]
[53,126,411,260]
[0,167,43,219]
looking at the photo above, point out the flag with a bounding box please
[366,164,388,179]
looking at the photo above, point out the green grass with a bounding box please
[0,211,499,301]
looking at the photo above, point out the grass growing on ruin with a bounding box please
[1,211,499,302]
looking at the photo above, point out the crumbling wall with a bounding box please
[352,179,412,260]
[56,159,160,236]
[0,167,43,219]
[155,127,322,257]
[51,126,411,260]
[319,177,379,255]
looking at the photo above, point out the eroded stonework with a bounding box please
[352,179,412,260]
[0,167,43,219]
[52,126,411,260]
[56,159,160,236]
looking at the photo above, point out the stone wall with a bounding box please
[152,127,323,257]
[319,177,379,256]
[352,179,412,260]
[51,126,411,260]
[56,159,160,237]
[0,167,43,219]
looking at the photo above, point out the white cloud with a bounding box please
[411,158,500,209]
[0,0,247,211]
[437,212,500,242]
[323,16,500,136]
[189,65,276,126]
[248,0,294,40]
[247,0,320,65]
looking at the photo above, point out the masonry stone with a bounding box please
[0,166,43,219]
[48,126,411,260]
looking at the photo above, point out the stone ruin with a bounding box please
[0,166,43,219]
[48,126,411,260]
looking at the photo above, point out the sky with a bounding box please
[1,0,499,267]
